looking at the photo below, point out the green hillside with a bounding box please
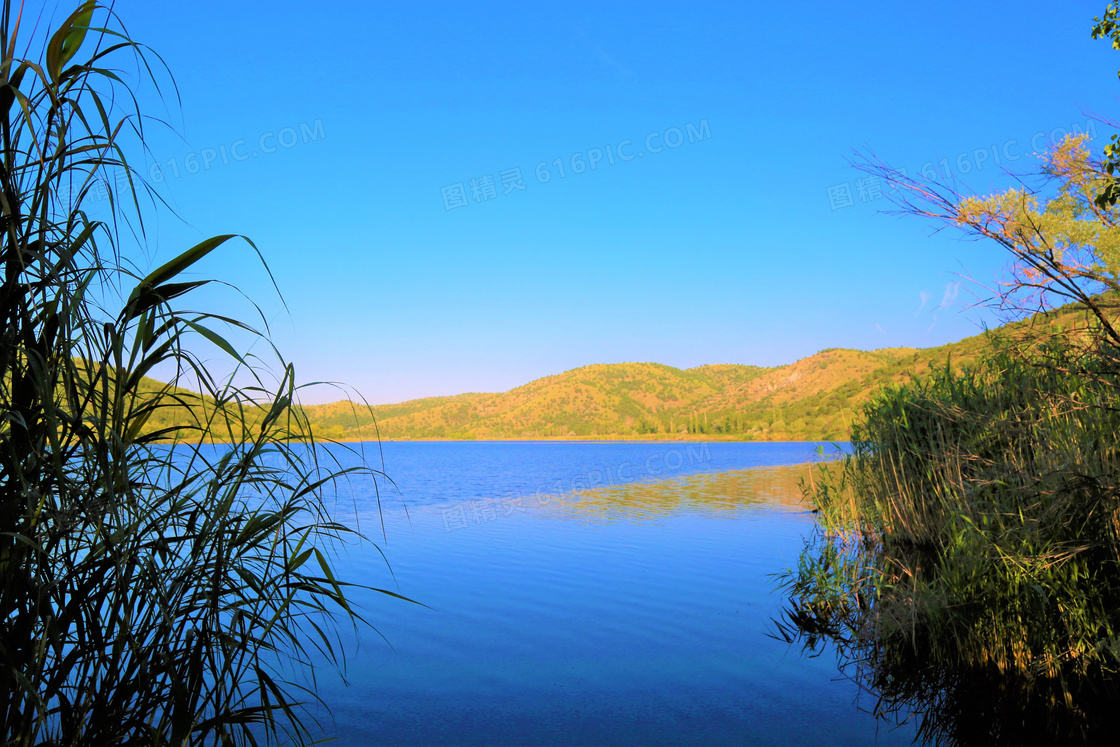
[295,305,1086,442]
[120,303,1090,443]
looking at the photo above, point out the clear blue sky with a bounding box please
[85,1,1120,402]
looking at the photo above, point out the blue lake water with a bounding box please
[301,441,914,745]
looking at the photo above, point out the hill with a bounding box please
[296,306,1079,442]
[124,302,1095,443]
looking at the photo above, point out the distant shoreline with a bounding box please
[170,435,842,446]
[367,434,836,443]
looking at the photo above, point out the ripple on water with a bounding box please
[295,443,910,746]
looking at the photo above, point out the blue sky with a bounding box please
[81,1,1120,402]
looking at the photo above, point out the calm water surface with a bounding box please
[305,441,913,745]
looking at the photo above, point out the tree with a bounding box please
[857,133,1120,381]
[773,7,1120,742]
[1091,2,1120,208]
[0,2,399,744]
[854,3,1120,352]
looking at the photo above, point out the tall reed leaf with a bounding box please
[0,3,401,744]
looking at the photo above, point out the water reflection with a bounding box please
[775,530,1120,745]
[521,464,813,523]
[317,455,917,746]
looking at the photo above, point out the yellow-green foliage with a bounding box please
[130,302,1100,443]
[291,304,1089,441]
[781,329,1120,744]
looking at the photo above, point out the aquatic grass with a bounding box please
[776,332,1120,743]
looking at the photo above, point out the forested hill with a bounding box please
[134,304,1090,443]
[299,311,1037,441]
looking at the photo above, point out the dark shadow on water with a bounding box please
[773,531,1120,746]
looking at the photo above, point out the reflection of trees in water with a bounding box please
[543,464,812,522]
[774,531,1120,746]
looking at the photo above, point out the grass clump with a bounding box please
[777,332,1120,744]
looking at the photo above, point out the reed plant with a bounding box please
[0,3,401,744]
[776,332,1120,743]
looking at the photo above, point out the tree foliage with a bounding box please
[1092,2,1120,207]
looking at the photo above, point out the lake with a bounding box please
[304,441,915,745]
